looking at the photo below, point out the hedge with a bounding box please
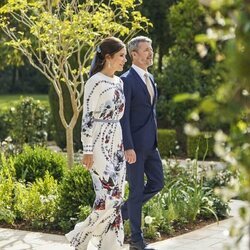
[157,129,177,157]
[187,132,215,159]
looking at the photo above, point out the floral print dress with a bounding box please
[66,72,126,250]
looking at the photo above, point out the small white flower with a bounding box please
[208,200,213,207]
[50,217,55,222]
[206,28,218,39]
[144,216,154,225]
[5,136,12,142]
[184,124,200,136]
[242,89,249,96]
[161,159,167,166]
[156,232,161,238]
[214,143,226,157]
[214,130,227,142]
[196,44,208,58]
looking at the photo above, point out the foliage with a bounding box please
[0,0,152,168]
[14,171,59,229]
[156,48,205,129]
[139,0,179,72]
[157,129,177,157]
[14,145,66,183]
[0,109,10,141]
[0,94,49,110]
[0,153,16,224]
[7,97,50,146]
[194,0,250,246]
[141,158,230,239]
[187,131,215,159]
[156,0,221,132]
[57,164,95,232]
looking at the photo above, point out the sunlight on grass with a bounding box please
[0,94,49,110]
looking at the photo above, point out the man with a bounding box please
[120,36,164,250]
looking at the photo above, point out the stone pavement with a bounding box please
[0,200,249,250]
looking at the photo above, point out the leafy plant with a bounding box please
[14,145,66,183]
[8,97,50,146]
[14,171,59,229]
[0,153,16,224]
[57,165,95,232]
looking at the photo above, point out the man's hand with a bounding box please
[82,154,94,170]
[125,149,136,164]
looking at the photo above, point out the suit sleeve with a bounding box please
[120,76,134,150]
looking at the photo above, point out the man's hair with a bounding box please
[127,36,152,59]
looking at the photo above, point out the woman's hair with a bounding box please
[89,37,125,77]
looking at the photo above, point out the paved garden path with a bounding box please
[0,200,249,250]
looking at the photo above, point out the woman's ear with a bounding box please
[105,54,111,60]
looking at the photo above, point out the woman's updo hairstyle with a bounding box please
[89,37,125,77]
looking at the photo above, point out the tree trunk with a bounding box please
[66,126,74,168]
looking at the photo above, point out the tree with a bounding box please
[139,0,179,72]
[0,0,151,168]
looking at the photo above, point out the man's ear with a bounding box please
[131,51,137,59]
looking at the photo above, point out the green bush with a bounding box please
[0,153,16,224]
[57,164,94,231]
[0,110,11,141]
[157,129,177,157]
[8,97,50,146]
[14,171,59,229]
[14,145,66,183]
[187,132,215,159]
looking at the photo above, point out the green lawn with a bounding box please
[0,94,49,110]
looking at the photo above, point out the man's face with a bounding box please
[132,42,153,69]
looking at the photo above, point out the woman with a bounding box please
[66,37,127,250]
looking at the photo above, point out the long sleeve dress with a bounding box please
[65,72,126,250]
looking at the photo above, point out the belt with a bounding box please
[94,118,119,123]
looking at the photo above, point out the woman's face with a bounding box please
[108,47,127,72]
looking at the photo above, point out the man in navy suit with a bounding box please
[120,36,164,250]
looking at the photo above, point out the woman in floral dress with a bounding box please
[66,37,127,250]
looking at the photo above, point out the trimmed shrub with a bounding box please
[8,97,49,146]
[57,164,94,231]
[14,145,66,183]
[187,132,215,159]
[157,129,177,157]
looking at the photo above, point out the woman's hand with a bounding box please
[125,149,136,164]
[82,154,94,170]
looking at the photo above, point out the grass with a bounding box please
[0,94,49,110]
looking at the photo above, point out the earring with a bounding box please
[108,61,111,69]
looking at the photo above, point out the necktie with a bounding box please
[144,73,154,104]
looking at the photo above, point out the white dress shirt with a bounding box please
[132,64,148,84]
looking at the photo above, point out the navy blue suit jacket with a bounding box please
[120,67,158,151]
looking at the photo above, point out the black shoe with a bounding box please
[129,240,155,250]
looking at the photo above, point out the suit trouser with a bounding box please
[121,148,164,242]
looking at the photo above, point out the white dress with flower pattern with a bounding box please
[66,72,126,250]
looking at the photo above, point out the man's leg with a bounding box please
[143,148,164,203]
[123,151,145,243]
[122,149,164,221]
